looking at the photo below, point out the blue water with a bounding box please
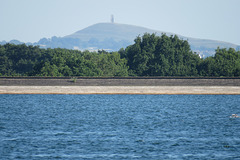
[1,94,240,160]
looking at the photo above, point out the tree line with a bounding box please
[1,33,240,77]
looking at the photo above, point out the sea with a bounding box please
[1,94,240,160]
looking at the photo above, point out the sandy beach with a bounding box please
[1,86,240,95]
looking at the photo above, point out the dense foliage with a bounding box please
[1,33,240,77]
[0,44,128,76]
[121,34,201,76]
[198,48,240,76]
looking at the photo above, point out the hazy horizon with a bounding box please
[1,0,240,45]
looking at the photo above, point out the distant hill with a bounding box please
[65,23,154,41]
[1,22,239,57]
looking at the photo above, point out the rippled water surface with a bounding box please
[1,94,240,159]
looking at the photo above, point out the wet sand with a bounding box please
[1,86,240,95]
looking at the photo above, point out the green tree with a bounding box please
[125,33,201,76]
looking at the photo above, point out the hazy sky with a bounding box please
[1,0,239,45]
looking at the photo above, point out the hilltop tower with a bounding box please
[111,15,114,23]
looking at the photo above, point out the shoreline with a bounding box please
[1,78,240,95]
[1,86,240,95]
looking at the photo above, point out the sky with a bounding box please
[0,0,240,45]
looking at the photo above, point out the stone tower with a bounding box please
[111,15,114,23]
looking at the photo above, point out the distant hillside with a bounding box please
[65,23,174,42]
[1,23,239,57]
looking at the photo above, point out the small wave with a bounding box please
[3,138,19,141]
[32,153,141,159]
